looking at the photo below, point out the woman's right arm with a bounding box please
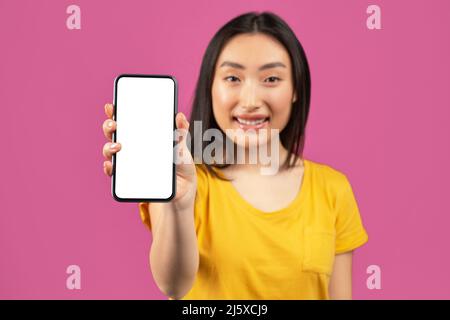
[148,201,199,299]
[102,103,199,299]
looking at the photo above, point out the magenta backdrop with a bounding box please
[1,0,449,299]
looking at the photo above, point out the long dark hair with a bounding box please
[188,11,311,180]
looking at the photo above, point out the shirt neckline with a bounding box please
[221,158,310,218]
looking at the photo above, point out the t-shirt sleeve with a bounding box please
[334,175,369,254]
[138,202,152,231]
[137,164,209,233]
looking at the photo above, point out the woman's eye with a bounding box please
[224,76,240,82]
[265,76,281,83]
[224,76,280,83]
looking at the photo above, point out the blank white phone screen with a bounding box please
[113,76,175,200]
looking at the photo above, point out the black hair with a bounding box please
[188,11,311,180]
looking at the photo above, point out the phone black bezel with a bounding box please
[111,74,177,202]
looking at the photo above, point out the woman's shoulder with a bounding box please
[194,163,213,198]
[195,163,229,181]
[305,158,351,189]
[195,163,210,184]
[305,159,360,216]
[194,163,235,198]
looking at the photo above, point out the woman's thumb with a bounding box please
[176,112,189,130]
[174,112,193,166]
[175,112,190,145]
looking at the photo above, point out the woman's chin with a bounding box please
[233,136,271,150]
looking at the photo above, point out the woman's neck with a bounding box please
[228,143,292,175]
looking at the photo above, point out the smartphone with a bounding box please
[111,74,177,202]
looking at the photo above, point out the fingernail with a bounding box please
[103,162,107,168]
[107,120,113,128]
[110,143,117,149]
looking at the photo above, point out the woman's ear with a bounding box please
[292,92,297,103]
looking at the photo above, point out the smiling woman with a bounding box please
[136,11,368,300]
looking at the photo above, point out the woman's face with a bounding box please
[211,33,297,151]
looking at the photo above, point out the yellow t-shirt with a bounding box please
[138,158,368,300]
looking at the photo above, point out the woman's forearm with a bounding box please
[149,201,199,300]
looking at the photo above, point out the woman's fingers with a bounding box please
[103,103,116,176]
[102,142,121,160]
[104,103,113,119]
[103,103,115,140]
[103,161,113,176]
[103,118,116,141]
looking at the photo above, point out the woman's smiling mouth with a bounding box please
[232,115,270,130]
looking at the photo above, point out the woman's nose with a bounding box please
[241,104,261,112]
[240,81,262,108]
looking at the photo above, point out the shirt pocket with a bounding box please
[302,227,336,276]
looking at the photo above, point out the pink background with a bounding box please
[1,0,449,299]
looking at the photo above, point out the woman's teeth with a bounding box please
[235,117,267,125]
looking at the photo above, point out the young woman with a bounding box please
[102,11,368,300]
